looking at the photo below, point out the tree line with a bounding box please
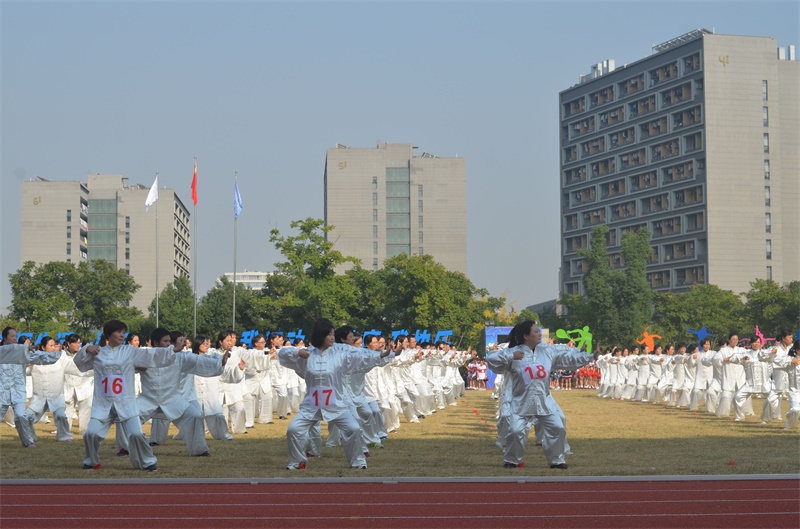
[3,220,797,353]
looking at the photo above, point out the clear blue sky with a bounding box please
[2,1,798,313]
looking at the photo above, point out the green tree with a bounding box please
[653,284,747,345]
[579,226,618,345]
[8,261,76,333]
[196,276,260,337]
[373,253,502,348]
[613,226,654,346]
[742,279,800,335]
[266,218,360,329]
[148,275,195,335]
[70,260,142,336]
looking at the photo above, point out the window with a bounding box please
[763,106,769,127]
[125,216,130,229]
[419,232,424,244]
[763,134,769,153]
[767,266,772,281]
[418,184,423,197]
[419,216,423,229]
[373,241,378,254]
[125,264,130,275]
[125,231,130,244]
[125,248,130,260]
[766,240,772,260]
[66,210,72,222]
[67,226,72,239]
[372,209,378,222]
[764,160,771,180]
[762,80,768,101]
[372,193,378,206]
[373,225,378,238]
[418,247,423,255]
[372,176,378,189]
[765,213,771,233]
[418,200,423,213]
[765,186,771,207]
[372,258,378,270]
[66,242,71,255]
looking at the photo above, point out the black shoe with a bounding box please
[144,464,158,472]
[418,415,425,419]
[195,451,211,457]
[116,449,129,457]
[550,463,569,470]
[83,464,101,470]
[149,441,159,447]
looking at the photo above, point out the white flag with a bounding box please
[145,176,159,212]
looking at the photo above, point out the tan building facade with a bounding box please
[559,30,798,297]
[325,143,467,273]
[21,174,191,312]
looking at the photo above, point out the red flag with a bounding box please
[191,160,198,205]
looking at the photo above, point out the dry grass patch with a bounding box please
[1,391,797,479]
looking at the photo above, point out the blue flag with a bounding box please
[234,180,243,218]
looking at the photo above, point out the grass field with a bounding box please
[1,390,798,480]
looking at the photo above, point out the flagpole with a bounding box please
[192,157,198,338]
[155,171,159,328]
[232,171,238,332]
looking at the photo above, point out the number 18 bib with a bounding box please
[521,364,548,385]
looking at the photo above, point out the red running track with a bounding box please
[1,478,798,529]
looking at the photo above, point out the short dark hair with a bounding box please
[310,319,335,348]
[102,320,128,340]
[334,325,355,344]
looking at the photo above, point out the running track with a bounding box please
[1,475,798,528]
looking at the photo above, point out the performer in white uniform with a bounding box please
[191,336,232,440]
[245,334,274,424]
[689,338,714,412]
[73,320,177,471]
[25,336,74,442]
[279,318,394,470]
[713,334,747,418]
[762,331,794,422]
[118,328,226,457]
[486,320,596,470]
[63,334,94,435]
[776,337,800,429]
[0,327,63,447]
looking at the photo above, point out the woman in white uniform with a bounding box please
[279,318,393,470]
[0,327,62,447]
[63,334,94,435]
[486,320,597,470]
[25,336,74,442]
[73,320,177,471]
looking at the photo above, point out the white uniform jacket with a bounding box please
[0,345,63,406]
[137,351,224,421]
[487,344,591,417]
[28,353,73,413]
[279,343,389,422]
[72,344,176,422]
[64,355,94,402]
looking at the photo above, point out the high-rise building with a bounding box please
[559,30,798,297]
[324,143,467,273]
[21,174,191,311]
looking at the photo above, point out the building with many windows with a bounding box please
[559,30,798,297]
[324,143,467,273]
[21,173,191,311]
[220,270,273,290]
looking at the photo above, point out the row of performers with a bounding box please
[588,331,800,428]
[0,323,473,471]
